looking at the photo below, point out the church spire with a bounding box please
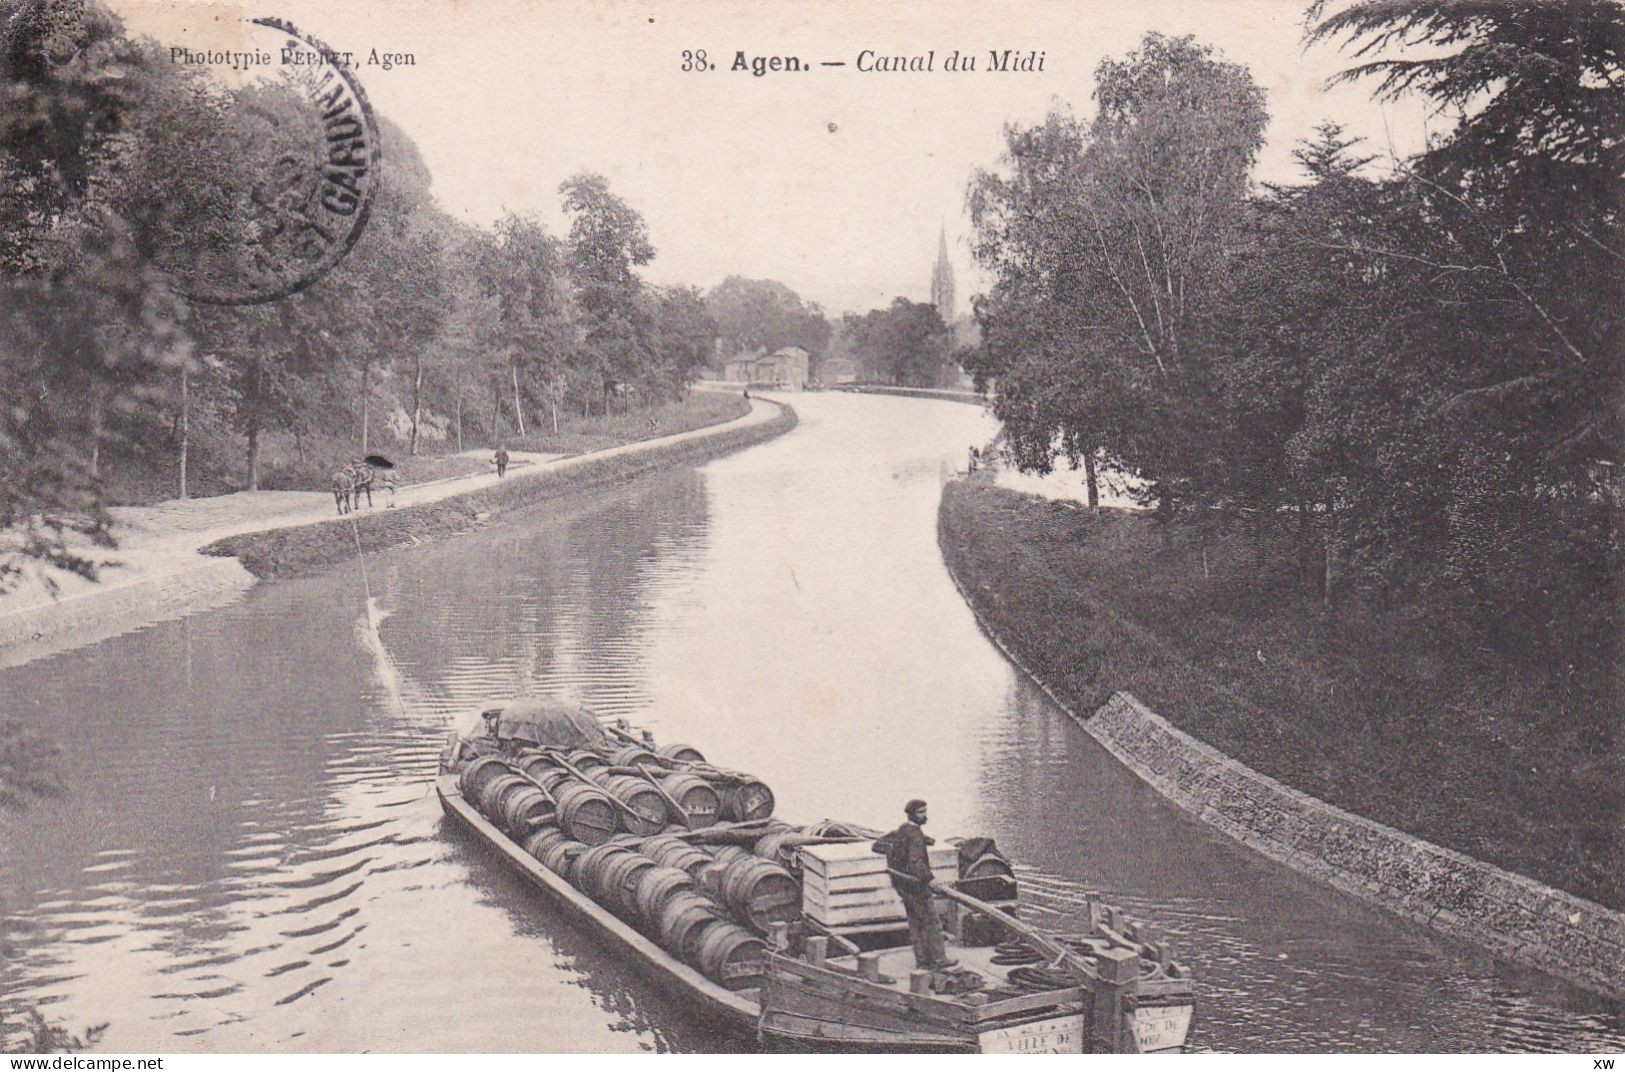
[930,223,956,323]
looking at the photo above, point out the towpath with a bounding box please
[0,393,775,665]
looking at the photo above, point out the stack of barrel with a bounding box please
[456,731,802,989]
[608,740,779,824]
[463,737,777,839]
[457,755,560,842]
[508,828,805,992]
[458,752,620,845]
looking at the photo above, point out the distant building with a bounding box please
[757,346,809,389]
[723,348,764,383]
[930,225,955,323]
[722,346,809,389]
[821,356,859,385]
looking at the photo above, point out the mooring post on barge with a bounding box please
[1092,946,1141,1053]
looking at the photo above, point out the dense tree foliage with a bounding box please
[845,298,957,388]
[0,0,716,587]
[705,276,830,368]
[969,34,1269,510]
[968,16,1622,669]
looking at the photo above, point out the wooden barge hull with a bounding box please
[436,777,760,1041]
[437,776,1111,1052]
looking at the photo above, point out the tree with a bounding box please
[560,172,654,413]
[646,285,717,399]
[196,299,314,490]
[417,219,494,451]
[706,276,830,367]
[967,34,1268,514]
[1297,0,1623,649]
[1078,33,1268,513]
[968,109,1122,507]
[0,0,199,584]
[1306,0,1623,473]
[1307,0,1625,199]
[478,212,572,438]
[850,298,954,388]
[305,113,444,456]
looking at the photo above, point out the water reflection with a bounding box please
[1,393,1620,1052]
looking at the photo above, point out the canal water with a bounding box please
[2,393,1620,1052]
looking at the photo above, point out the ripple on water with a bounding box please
[1,396,1621,1053]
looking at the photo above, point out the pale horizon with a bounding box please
[113,0,1438,318]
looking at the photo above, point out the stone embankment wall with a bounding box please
[937,504,1625,1001]
[838,384,985,405]
[1087,692,1625,1001]
[206,402,797,578]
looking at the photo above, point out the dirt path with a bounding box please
[0,395,773,666]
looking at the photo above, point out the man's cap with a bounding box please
[905,798,927,816]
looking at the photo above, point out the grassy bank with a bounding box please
[504,391,748,455]
[204,401,793,579]
[939,480,1623,910]
[101,391,749,507]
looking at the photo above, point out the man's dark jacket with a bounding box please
[878,820,935,896]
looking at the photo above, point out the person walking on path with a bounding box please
[877,799,955,972]
[494,446,509,479]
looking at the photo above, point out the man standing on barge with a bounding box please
[881,799,955,971]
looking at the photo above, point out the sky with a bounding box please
[112,0,1440,317]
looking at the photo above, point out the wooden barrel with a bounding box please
[477,773,528,820]
[708,845,751,868]
[639,834,689,859]
[694,922,769,989]
[600,853,658,919]
[553,781,618,846]
[655,893,723,962]
[632,866,695,923]
[458,755,511,800]
[573,843,637,900]
[657,742,706,765]
[696,863,726,902]
[610,745,660,768]
[500,786,556,838]
[751,830,805,871]
[963,853,1015,880]
[597,774,667,836]
[648,841,714,876]
[540,839,587,881]
[720,857,801,934]
[719,778,776,822]
[656,773,721,828]
[514,753,561,780]
[486,778,537,837]
[523,827,568,861]
[527,767,573,795]
[565,749,606,771]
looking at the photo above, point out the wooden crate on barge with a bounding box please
[800,841,958,928]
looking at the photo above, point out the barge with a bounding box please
[436,698,1195,1052]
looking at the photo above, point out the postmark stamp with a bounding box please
[180,17,381,306]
